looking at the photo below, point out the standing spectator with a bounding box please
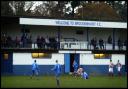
[15,36,20,48]
[45,36,50,49]
[55,36,59,49]
[27,35,32,48]
[124,40,127,46]
[1,33,6,48]
[41,36,45,48]
[93,37,97,50]
[21,33,27,48]
[124,40,127,50]
[91,38,94,49]
[2,34,7,47]
[108,35,112,44]
[118,38,123,50]
[36,36,41,48]
[6,35,12,48]
[99,38,104,50]
[60,36,64,49]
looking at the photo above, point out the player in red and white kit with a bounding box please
[108,60,114,77]
[76,66,83,76]
[116,60,122,76]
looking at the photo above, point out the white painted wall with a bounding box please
[13,53,125,66]
[13,53,64,65]
[80,54,125,65]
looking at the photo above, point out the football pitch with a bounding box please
[1,75,127,88]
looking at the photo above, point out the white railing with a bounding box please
[60,41,126,50]
[60,41,88,49]
[6,41,125,50]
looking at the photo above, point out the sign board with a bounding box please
[20,18,127,29]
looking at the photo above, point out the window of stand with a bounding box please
[32,53,52,59]
[3,53,8,60]
[94,54,111,59]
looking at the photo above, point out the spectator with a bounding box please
[36,36,41,48]
[60,36,64,49]
[41,36,45,48]
[55,36,59,49]
[91,37,97,50]
[27,35,32,48]
[99,38,104,50]
[45,36,50,49]
[91,38,94,49]
[108,35,112,44]
[21,33,27,48]
[118,38,123,50]
[6,35,13,48]
[1,33,7,48]
[15,36,20,48]
[124,40,127,46]
[49,37,53,49]
[124,40,127,50]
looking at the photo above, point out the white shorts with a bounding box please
[109,68,113,73]
[117,67,121,72]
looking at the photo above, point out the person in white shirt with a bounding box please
[116,60,122,76]
[108,60,114,77]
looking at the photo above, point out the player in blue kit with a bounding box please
[30,60,39,79]
[81,70,89,79]
[72,60,78,77]
[51,60,61,88]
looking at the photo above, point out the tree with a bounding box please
[1,1,14,16]
[75,1,121,21]
[71,1,80,18]
[106,1,127,22]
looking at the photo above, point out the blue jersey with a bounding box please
[81,72,88,79]
[73,61,78,71]
[32,63,38,71]
[52,64,61,76]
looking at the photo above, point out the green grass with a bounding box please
[1,75,127,88]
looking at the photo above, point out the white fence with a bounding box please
[60,41,126,50]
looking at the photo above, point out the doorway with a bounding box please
[64,53,80,73]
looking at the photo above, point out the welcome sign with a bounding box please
[20,18,127,29]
